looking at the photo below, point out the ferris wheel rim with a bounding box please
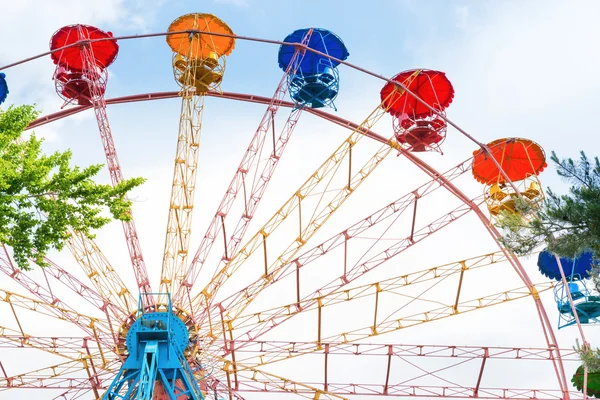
[18,86,572,395]
[0,22,581,397]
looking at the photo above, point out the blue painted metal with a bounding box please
[553,279,600,329]
[278,28,348,110]
[537,250,593,281]
[288,65,340,109]
[138,341,159,399]
[278,28,349,74]
[0,72,8,105]
[103,293,204,399]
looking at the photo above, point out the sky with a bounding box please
[0,0,599,399]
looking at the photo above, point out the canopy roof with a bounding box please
[472,138,547,184]
[0,73,8,104]
[167,13,235,59]
[537,250,593,281]
[50,25,119,71]
[380,69,454,118]
[278,28,349,75]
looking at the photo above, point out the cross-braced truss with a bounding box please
[0,29,581,400]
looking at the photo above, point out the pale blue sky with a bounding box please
[0,1,599,399]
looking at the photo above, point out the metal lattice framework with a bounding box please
[0,23,587,400]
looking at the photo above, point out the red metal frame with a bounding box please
[2,28,528,193]
[208,161,478,343]
[175,31,314,308]
[50,30,153,306]
[22,90,572,397]
[218,340,580,361]
[0,246,115,350]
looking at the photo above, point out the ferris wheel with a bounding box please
[0,11,598,400]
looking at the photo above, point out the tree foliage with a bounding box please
[497,151,600,289]
[575,339,600,373]
[0,105,145,270]
[496,151,600,374]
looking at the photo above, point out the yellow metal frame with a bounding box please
[226,282,554,368]
[66,230,135,316]
[186,72,423,353]
[159,16,234,305]
[480,139,546,222]
[0,288,111,366]
[191,100,396,334]
[485,175,544,219]
[0,325,89,362]
[229,251,511,335]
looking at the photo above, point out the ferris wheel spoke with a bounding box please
[81,40,154,305]
[159,94,205,306]
[192,96,399,333]
[235,281,554,369]
[0,359,87,391]
[221,359,349,400]
[64,230,136,317]
[177,105,304,305]
[216,339,578,367]
[0,329,119,373]
[50,27,153,305]
[175,31,316,307]
[230,348,475,398]
[208,158,474,342]
[40,256,127,339]
[209,195,483,348]
[231,379,579,400]
[0,244,122,328]
[201,374,249,400]
[228,248,503,343]
[160,15,239,307]
[0,354,117,391]
[3,198,133,320]
[0,327,94,362]
[0,247,119,348]
[52,387,93,400]
[0,287,115,357]
[326,281,555,344]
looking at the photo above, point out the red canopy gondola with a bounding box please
[380,69,454,118]
[50,25,119,71]
[472,138,547,184]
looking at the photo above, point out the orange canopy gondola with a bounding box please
[50,25,119,71]
[472,138,547,184]
[167,13,235,59]
[380,69,454,118]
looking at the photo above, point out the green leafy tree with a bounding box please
[0,105,145,270]
[496,151,600,373]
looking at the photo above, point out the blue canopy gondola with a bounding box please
[278,28,349,74]
[0,72,8,104]
[538,250,600,328]
[278,28,349,109]
[537,250,593,281]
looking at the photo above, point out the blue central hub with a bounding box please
[104,294,204,399]
[126,311,189,354]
